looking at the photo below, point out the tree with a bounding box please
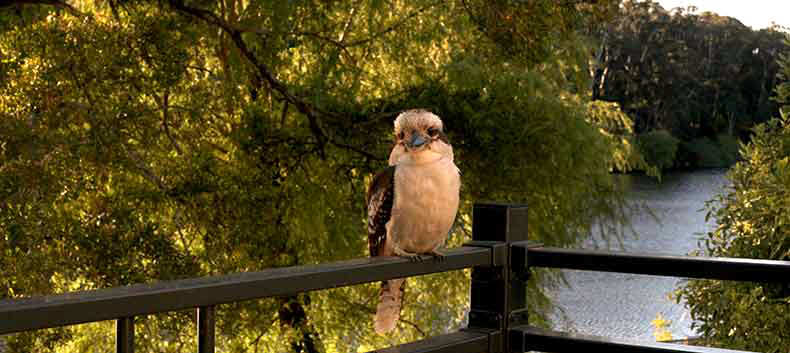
[676,38,790,352]
[0,1,631,351]
[591,0,789,169]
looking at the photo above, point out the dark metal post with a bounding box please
[116,317,134,353]
[197,306,215,353]
[466,203,529,353]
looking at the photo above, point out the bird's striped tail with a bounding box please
[374,278,405,334]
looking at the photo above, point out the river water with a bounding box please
[549,169,730,342]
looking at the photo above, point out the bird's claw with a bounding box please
[394,246,421,261]
[395,246,446,262]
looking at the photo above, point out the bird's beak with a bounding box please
[407,134,427,149]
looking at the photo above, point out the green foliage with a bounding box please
[716,134,741,166]
[0,1,629,351]
[681,137,725,168]
[676,41,790,352]
[675,134,741,169]
[587,100,645,173]
[637,130,679,171]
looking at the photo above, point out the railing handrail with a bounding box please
[511,326,751,353]
[2,203,786,353]
[0,246,491,335]
[525,245,790,282]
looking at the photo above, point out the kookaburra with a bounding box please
[366,109,461,334]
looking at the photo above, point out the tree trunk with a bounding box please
[278,295,321,353]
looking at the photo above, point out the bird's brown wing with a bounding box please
[366,166,395,257]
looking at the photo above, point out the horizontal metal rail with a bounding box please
[0,246,491,335]
[511,326,754,353]
[3,203,777,353]
[525,246,790,282]
[368,329,496,353]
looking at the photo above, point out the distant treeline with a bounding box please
[592,0,789,169]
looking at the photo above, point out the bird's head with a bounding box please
[389,109,452,165]
[393,109,445,152]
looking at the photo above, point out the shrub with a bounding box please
[715,133,740,165]
[682,137,725,168]
[676,118,790,351]
[677,47,790,350]
[637,130,679,170]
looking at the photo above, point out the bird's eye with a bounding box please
[427,128,438,137]
[397,131,405,140]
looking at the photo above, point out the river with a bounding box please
[548,169,730,342]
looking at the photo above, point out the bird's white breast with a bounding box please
[389,155,460,253]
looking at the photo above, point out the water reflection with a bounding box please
[549,169,730,341]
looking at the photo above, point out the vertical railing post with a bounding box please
[466,203,529,353]
[197,306,216,353]
[116,317,134,353]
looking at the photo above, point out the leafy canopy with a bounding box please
[0,0,631,351]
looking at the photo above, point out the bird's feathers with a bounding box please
[393,109,443,136]
[374,278,405,334]
[366,166,395,257]
[366,167,402,334]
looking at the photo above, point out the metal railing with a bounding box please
[0,203,788,353]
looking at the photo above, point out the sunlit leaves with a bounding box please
[0,1,635,352]
[676,44,790,352]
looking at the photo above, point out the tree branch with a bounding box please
[170,1,330,156]
[329,140,383,162]
[398,317,428,338]
[344,1,442,47]
[160,90,184,155]
[0,0,82,16]
[170,1,402,162]
[125,148,168,191]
